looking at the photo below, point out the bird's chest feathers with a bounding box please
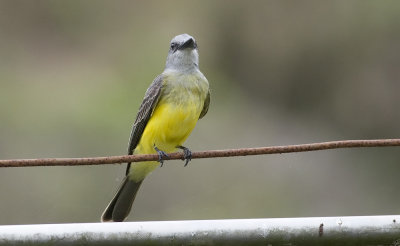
[159,75,206,116]
[164,75,206,103]
[144,76,207,149]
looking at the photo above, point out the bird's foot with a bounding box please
[177,145,192,167]
[154,146,169,167]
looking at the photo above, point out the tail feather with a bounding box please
[101,176,143,222]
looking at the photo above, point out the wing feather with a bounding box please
[199,90,210,119]
[126,75,163,175]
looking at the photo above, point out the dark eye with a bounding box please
[170,42,178,50]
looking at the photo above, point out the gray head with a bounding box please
[165,34,199,72]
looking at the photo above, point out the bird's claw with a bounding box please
[177,146,192,167]
[154,146,169,167]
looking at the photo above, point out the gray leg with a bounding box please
[154,146,169,167]
[177,145,192,167]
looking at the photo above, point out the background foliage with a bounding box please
[0,1,399,224]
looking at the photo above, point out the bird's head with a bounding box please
[165,34,199,72]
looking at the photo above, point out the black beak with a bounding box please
[178,38,196,50]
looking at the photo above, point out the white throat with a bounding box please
[165,49,199,73]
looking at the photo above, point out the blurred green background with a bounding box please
[0,1,399,225]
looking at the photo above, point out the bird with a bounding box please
[101,34,210,222]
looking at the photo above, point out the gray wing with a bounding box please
[199,90,210,119]
[126,75,163,175]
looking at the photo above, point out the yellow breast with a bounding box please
[129,72,208,181]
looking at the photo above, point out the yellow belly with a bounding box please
[129,100,201,182]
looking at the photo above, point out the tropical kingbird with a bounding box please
[101,34,210,222]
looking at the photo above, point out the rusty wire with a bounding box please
[0,139,399,168]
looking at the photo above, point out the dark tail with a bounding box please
[101,176,143,222]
